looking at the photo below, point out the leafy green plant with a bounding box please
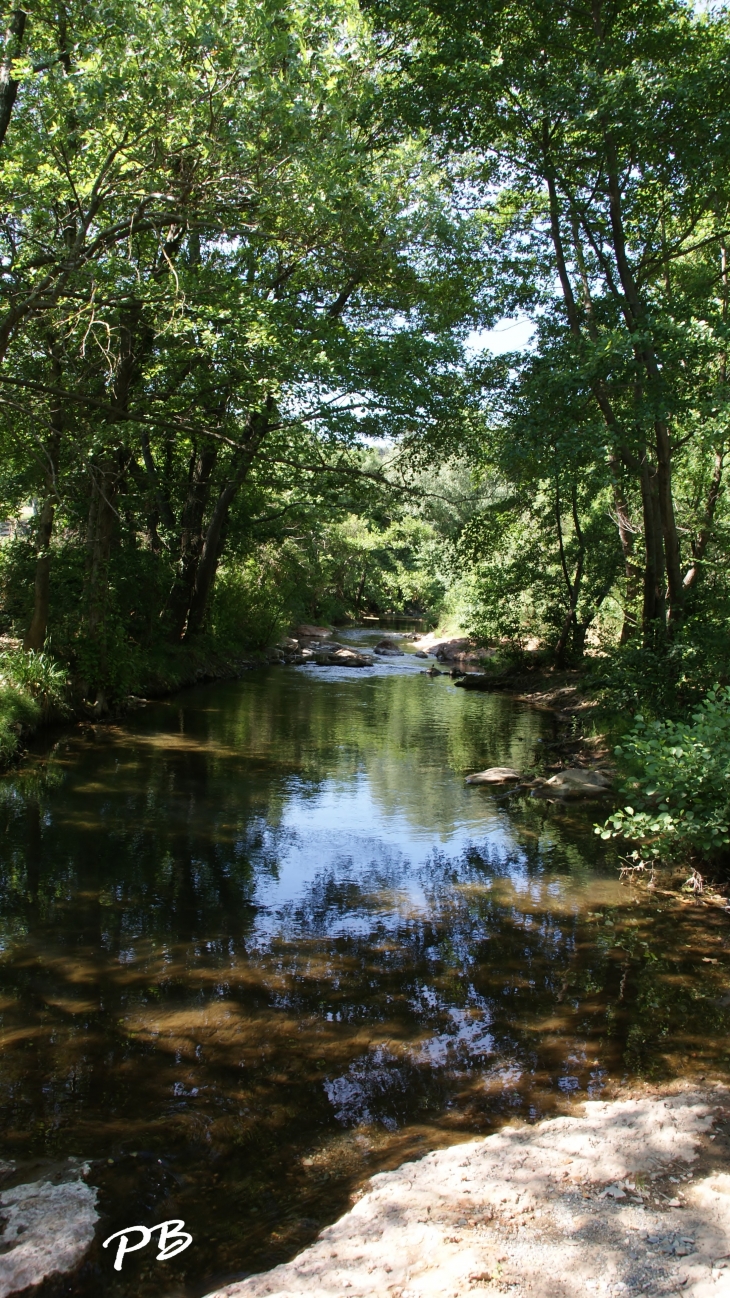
[0,684,40,763]
[0,650,70,716]
[598,686,730,862]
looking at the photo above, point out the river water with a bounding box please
[0,631,728,1296]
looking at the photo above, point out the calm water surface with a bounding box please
[1,632,729,1296]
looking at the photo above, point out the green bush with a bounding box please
[598,685,730,863]
[0,682,40,764]
[211,556,293,651]
[0,649,70,715]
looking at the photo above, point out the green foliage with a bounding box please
[599,687,730,862]
[212,554,295,652]
[0,647,69,765]
[0,685,38,764]
[0,650,70,716]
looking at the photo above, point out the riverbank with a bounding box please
[206,1084,730,1298]
[0,638,267,772]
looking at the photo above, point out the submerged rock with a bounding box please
[465,766,522,785]
[0,1163,98,1297]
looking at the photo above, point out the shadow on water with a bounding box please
[0,647,729,1295]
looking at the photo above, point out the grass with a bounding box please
[0,683,40,764]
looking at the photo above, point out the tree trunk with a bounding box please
[24,496,55,651]
[183,407,272,640]
[166,446,218,640]
[85,459,120,640]
[607,454,640,644]
[683,449,724,591]
[638,459,665,638]
[554,480,585,666]
[0,8,27,148]
[24,345,62,652]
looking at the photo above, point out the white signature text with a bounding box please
[102,1219,193,1271]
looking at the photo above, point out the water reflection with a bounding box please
[0,651,728,1297]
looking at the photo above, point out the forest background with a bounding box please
[1,0,729,872]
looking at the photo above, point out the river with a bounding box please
[0,630,728,1296]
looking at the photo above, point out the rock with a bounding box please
[202,1091,720,1298]
[453,674,494,691]
[465,767,522,785]
[294,624,332,640]
[314,649,373,668]
[0,1164,98,1297]
[373,639,404,657]
[414,650,428,659]
[540,768,612,797]
[423,666,443,676]
[433,637,472,661]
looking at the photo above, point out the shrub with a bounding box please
[598,685,730,863]
[0,649,70,716]
[0,684,40,763]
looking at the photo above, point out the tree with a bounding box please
[369,0,730,644]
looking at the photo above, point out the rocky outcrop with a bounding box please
[0,1161,98,1297]
[273,637,373,668]
[412,633,490,666]
[203,1088,727,1298]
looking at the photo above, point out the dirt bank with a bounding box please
[205,1085,730,1298]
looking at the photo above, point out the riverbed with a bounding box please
[0,630,728,1297]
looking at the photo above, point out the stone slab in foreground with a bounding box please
[205,1089,730,1298]
[0,1160,98,1297]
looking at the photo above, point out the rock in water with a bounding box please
[541,768,611,797]
[0,1165,98,1297]
[373,639,404,657]
[314,649,374,668]
[465,767,522,784]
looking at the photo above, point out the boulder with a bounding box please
[294,624,332,640]
[433,637,472,661]
[465,767,522,785]
[540,768,612,797]
[374,639,404,656]
[0,1163,98,1297]
[314,649,373,668]
[414,650,428,659]
[454,674,493,691]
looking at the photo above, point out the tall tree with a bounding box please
[370,0,730,642]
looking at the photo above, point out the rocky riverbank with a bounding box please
[205,1085,730,1298]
